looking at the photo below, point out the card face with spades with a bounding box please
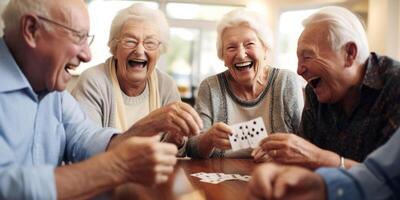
[228,117,268,151]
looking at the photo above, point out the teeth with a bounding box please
[235,61,252,67]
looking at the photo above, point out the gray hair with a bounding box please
[216,8,273,60]
[303,6,369,64]
[108,3,169,55]
[2,0,51,33]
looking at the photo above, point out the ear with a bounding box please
[20,14,41,48]
[344,42,357,67]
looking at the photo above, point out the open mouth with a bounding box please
[64,65,76,75]
[308,77,322,89]
[128,59,147,69]
[234,61,253,71]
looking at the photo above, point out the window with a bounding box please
[276,9,317,73]
[77,0,242,99]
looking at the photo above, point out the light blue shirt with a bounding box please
[316,128,400,200]
[0,38,118,199]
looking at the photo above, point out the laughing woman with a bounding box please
[72,4,203,155]
[186,9,304,159]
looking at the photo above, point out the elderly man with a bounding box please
[0,0,201,199]
[253,6,400,169]
[249,129,400,200]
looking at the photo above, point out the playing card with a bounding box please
[191,172,251,184]
[229,117,268,150]
[246,117,268,148]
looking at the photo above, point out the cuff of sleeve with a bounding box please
[316,168,363,200]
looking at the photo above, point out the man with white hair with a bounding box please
[0,0,202,199]
[253,6,400,169]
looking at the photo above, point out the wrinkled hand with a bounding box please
[252,133,323,169]
[110,136,178,186]
[129,102,203,137]
[204,122,233,150]
[248,163,326,200]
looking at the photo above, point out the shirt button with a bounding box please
[337,188,344,196]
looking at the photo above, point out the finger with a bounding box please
[267,133,293,141]
[154,164,175,175]
[259,140,287,151]
[179,102,203,129]
[214,122,233,133]
[213,138,231,150]
[251,147,262,157]
[253,150,267,162]
[171,115,191,136]
[175,109,200,136]
[155,174,169,185]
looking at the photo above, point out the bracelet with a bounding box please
[339,156,345,169]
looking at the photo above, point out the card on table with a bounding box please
[228,117,268,151]
[191,172,251,184]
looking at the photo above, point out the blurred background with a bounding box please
[1,0,399,102]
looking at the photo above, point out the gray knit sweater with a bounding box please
[187,68,304,158]
[71,62,181,128]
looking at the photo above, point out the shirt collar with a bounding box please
[363,52,384,90]
[0,38,33,93]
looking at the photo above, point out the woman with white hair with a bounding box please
[186,8,304,158]
[72,4,203,154]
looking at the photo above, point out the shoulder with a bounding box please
[77,63,110,86]
[156,69,176,86]
[274,68,299,82]
[199,71,225,90]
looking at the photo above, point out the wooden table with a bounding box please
[111,158,256,200]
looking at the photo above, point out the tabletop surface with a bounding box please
[111,158,257,200]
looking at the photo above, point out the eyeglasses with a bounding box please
[118,37,161,51]
[37,16,94,46]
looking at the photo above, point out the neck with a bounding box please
[119,79,146,97]
[339,63,366,115]
[229,67,269,100]
[4,34,44,93]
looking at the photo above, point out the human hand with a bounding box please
[204,122,233,150]
[248,163,326,200]
[110,135,178,186]
[254,133,323,169]
[129,102,203,137]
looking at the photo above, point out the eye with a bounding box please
[123,38,138,47]
[144,39,159,49]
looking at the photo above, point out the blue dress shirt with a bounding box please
[316,128,400,200]
[0,38,118,199]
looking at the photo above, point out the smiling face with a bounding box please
[114,20,161,91]
[33,0,91,92]
[297,23,350,103]
[221,24,267,86]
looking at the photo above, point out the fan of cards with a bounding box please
[228,117,268,151]
[191,172,251,184]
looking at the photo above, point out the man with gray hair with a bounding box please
[254,6,400,169]
[0,0,201,199]
[248,6,400,200]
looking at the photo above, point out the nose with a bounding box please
[237,44,247,59]
[133,42,145,55]
[297,61,306,76]
[78,43,92,63]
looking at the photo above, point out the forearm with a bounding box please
[55,152,125,199]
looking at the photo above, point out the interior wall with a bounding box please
[368,0,399,59]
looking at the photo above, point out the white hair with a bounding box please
[2,0,51,33]
[108,3,169,55]
[216,8,273,60]
[303,6,369,64]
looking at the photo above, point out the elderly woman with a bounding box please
[186,9,304,158]
[72,4,202,154]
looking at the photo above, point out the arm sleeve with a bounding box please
[0,138,57,199]
[316,129,400,200]
[187,79,214,158]
[62,92,119,162]
[281,71,304,133]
